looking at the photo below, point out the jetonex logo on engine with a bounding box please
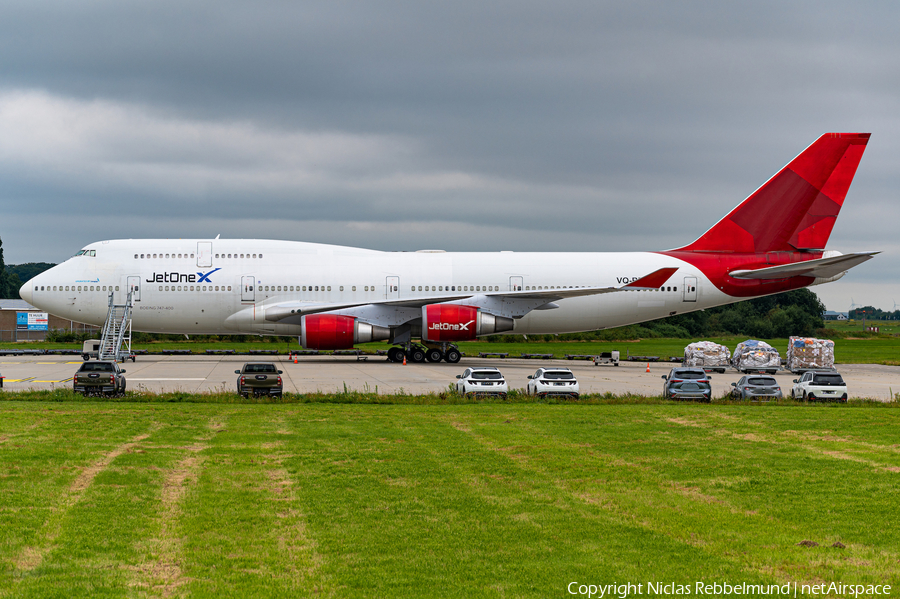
[428,320,474,331]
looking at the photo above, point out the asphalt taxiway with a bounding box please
[2,355,899,400]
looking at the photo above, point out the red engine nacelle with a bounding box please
[300,314,390,350]
[422,304,514,342]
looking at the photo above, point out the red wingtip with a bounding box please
[624,267,679,289]
[678,133,870,253]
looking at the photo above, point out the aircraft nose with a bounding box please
[19,280,33,303]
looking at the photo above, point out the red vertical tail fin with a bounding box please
[677,133,870,253]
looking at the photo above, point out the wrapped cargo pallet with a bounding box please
[787,337,835,372]
[732,340,781,373]
[683,341,731,372]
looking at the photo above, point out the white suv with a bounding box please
[791,370,848,402]
[526,367,580,399]
[455,367,508,398]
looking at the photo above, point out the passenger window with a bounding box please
[327,286,331,291]
[352,286,356,291]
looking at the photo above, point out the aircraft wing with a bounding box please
[264,267,680,322]
[729,252,878,280]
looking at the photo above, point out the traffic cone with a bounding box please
[294,354,298,364]
[646,362,650,373]
[402,354,407,365]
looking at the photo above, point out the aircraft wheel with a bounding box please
[410,347,426,363]
[445,349,461,363]
[387,347,405,363]
[425,349,443,363]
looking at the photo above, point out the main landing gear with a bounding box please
[386,343,461,364]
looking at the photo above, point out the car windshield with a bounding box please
[542,371,574,380]
[244,364,277,373]
[813,374,845,385]
[674,371,705,379]
[748,377,777,386]
[81,362,114,372]
[471,371,502,380]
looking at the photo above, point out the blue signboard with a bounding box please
[16,312,48,331]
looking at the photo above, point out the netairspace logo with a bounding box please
[566,581,892,598]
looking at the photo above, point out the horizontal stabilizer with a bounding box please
[729,252,878,280]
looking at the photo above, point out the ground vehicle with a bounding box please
[454,367,508,398]
[791,370,848,402]
[73,361,126,395]
[730,375,782,401]
[526,367,579,398]
[235,363,284,398]
[661,368,712,402]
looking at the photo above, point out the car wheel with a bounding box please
[410,348,426,363]
[426,349,443,363]
[445,349,461,363]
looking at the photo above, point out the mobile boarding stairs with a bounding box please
[82,290,135,362]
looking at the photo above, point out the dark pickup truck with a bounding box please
[236,363,283,398]
[73,361,126,396]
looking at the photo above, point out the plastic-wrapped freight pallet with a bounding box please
[732,340,781,373]
[786,337,835,373]
[683,341,731,373]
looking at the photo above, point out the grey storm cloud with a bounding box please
[0,0,898,309]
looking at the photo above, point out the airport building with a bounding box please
[0,299,99,342]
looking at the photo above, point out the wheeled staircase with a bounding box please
[98,290,134,362]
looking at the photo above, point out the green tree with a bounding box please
[0,237,10,299]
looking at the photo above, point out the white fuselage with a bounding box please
[23,238,737,337]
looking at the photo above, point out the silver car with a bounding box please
[730,375,783,401]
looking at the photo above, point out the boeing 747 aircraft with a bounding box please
[21,133,877,363]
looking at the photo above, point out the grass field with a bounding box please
[1,400,898,597]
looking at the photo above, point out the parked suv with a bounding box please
[73,361,126,396]
[730,375,782,401]
[454,367,508,398]
[791,370,848,402]
[236,363,284,398]
[526,367,579,398]
[662,368,712,402]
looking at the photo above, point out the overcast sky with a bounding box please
[1,1,897,311]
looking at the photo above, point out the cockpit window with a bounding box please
[74,249,96,257]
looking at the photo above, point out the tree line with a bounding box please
[849,306,900,321]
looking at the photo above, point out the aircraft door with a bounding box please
[683,276,697,302]
[197,242,213,267]
[242,276,256,302]
[127,276,141,302]
[509,276,523,291]
[386,276,399,300]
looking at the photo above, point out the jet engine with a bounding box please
[300,314,390,350]
[421,304,514,342]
